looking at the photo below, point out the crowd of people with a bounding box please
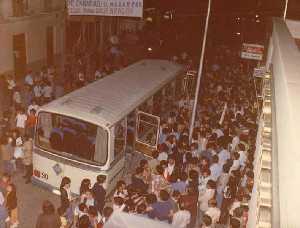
[0,43,259,228]
[32,46,258,228]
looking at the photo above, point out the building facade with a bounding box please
[247,18,300,228]
[0,0,65,78]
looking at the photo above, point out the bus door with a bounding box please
[135,111,160,157]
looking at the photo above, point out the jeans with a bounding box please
[216,189,224,209]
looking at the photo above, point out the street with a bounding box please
[12,171,60,228]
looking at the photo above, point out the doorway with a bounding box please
[13,33,27,79]
[47,26,54,66]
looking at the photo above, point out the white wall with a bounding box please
[286,19,300,39]
[271,18,300,228]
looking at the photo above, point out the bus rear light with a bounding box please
[33,169,41,178]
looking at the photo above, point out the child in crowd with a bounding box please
[6,184,18,228]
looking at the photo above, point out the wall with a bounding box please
[270,18,300,228]
[0,0,65,76]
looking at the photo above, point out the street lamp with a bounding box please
[189,0,212,143]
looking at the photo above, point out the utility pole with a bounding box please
[283,0,289,20]
[189,0,212,143]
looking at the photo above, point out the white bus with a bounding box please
[33,59,184,194]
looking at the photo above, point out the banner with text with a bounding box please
[241,43,264,61]
[67,0,143,17]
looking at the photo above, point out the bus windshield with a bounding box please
[35,112,108,166]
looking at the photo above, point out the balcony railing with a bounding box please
[247,72,273,228]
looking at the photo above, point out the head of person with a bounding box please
[116,180,126,191]
[208,198,217,208]
[96,174,106,185]
[223,163,231,174]
[135,167,144,177]
[6,183,16,195]
[168,155,176,166]
[230,217,241,228]
[159,190,170,202]
[78,214,91,228]
[113,197,124,207]
[200,156,209,167]
[206,180,216,190]
[172,190,181,201]
[178,198,187,211]
[152,150,159,159]
[136,203,147,214]
[80,178,91,195]
[102,206,113,219]
[156,165,164,176]
[189,169,199,181]
[202,214,212,227]
[139,159,149,169]
[60,176,71,190]
[42,200,55,215]
[212,155,219,164]
[88,206,98,219]
[180,172,188,182]
[78,203,88,213]
[85,190,93,199]
[145,193,157,205]
[30,109,36,116]
[202,169,211,178]
[1,173,11,184]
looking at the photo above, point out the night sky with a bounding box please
[145,0,300,19]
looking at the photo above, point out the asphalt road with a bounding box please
[12,170,60,228]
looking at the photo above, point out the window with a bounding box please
[36,112,108,166]
[136,112,160,148]
[12,0,28,17]
[114,119,126,159]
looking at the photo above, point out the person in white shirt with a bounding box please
[171,199,191,228]
[210,155,222,182]
[231,134,240,152]
[6,75,16,105]
[16,108,27,136]
[13,89,22,107]
[157,149,168,162]
[42,81,53,103]
[230,152,240,174]
[198,180,216,213]
[198,169,211,194]
[164,156,176,179]
[33,82,42,104]
[24,70,34,87]
[216,164,230,208]
[27,99,39,115]
[205,199,221,227]
[218,147,230,166]
[237,143,247,167]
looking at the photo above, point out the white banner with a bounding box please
[241,43,264,61]
[67,0,143,17]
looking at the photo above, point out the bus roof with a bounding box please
[39,59,183,128]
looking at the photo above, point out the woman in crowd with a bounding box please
[36,200,61,228]
[59,177,73,223]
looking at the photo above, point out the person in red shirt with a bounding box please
[26,109,37,138]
